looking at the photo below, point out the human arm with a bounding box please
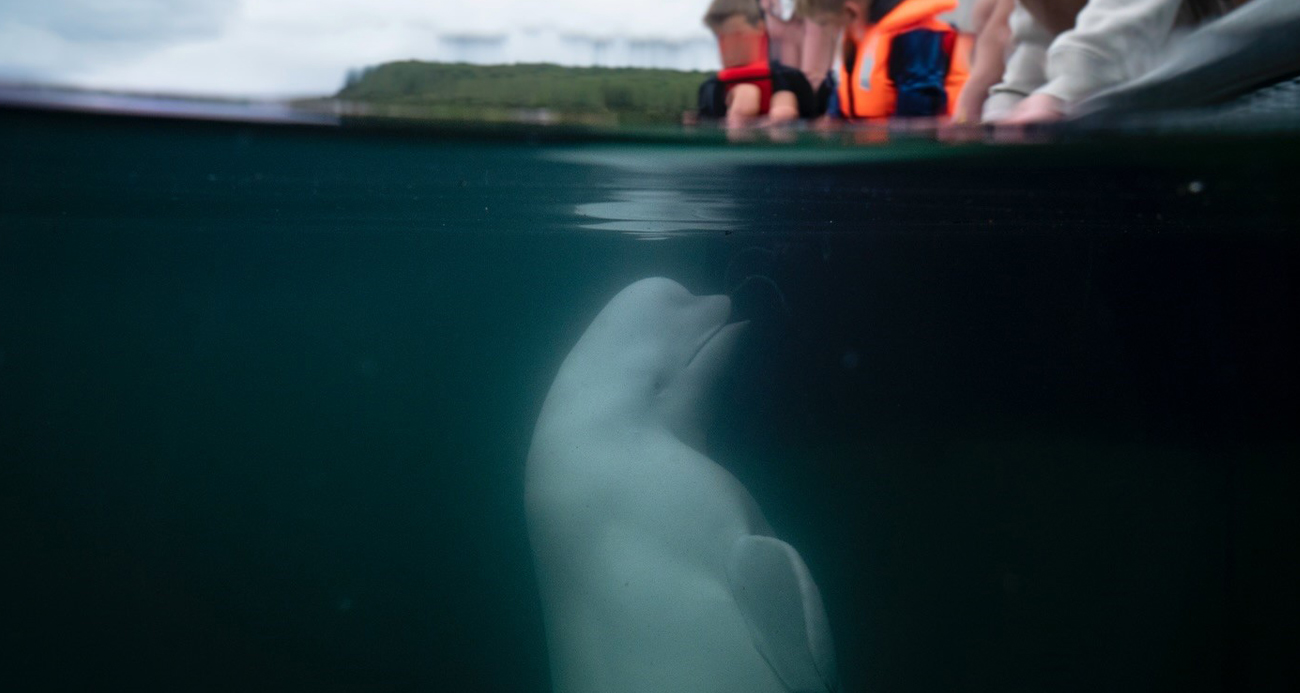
[768,90,801,123]
[725,83,764,127]
[764,0,807,69]
[984,3,1054,121]
[953,0,1015,123]
[1011,0,1185,122]
[799,17,840,92]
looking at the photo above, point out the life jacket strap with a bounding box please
[718,61,775,115]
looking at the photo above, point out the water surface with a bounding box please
[2,106,1297,692]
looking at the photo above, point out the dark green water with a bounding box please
[2,108,1297,692]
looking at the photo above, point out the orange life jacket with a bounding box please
[717,33,775,115]
[835,0,971,120]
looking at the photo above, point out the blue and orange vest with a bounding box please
[835,0,971,120]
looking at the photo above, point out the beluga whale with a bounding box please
[526,277,839,693]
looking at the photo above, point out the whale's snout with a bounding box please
[694,291,732,328]
[662,314,747,451]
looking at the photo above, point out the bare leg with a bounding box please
[800,18,840,91]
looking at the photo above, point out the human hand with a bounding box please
[998,93,1065,124]
[951,91,982,124]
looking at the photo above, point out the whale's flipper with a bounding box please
[727,535,840,693]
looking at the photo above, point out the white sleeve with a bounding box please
[982,3,1053,121]
[1037,0,1184,105]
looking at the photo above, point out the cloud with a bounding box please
[68,3,446,97]
[0,0,237,42]
[0,0,238,80]
[0,0,716,96]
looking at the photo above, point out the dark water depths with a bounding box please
[2,108,1297,692]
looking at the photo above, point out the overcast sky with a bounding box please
[0,0,715,97]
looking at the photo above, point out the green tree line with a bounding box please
[336,61,709,125]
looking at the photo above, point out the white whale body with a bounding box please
[526,277,839,693]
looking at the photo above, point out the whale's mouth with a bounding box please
[685,318,748,373]
[687,320,726,369]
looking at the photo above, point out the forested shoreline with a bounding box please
[335,61,708,125]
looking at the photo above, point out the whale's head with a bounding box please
[549,277,747,449]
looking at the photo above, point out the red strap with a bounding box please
[942,29,956,56]
[718,61,774,115]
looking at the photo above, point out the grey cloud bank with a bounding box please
[0,0,716,97]
[0,0,238,81]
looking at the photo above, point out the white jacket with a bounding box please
[985,0,1190,118]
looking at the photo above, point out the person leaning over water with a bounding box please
[697,0,821,126]
[763,0,809,73]
[984,0,1247,123]
[761,0,841,110]
[801,0,971,121]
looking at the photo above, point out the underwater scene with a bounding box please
[2,104,1298,693]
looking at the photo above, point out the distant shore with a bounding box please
[332,61,708,126]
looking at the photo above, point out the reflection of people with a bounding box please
[987,0,1246,123]
[697,0,819,126]
[804,0,971,120]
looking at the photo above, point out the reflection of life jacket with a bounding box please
[835,0,971,120]
[717,33,774,114]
